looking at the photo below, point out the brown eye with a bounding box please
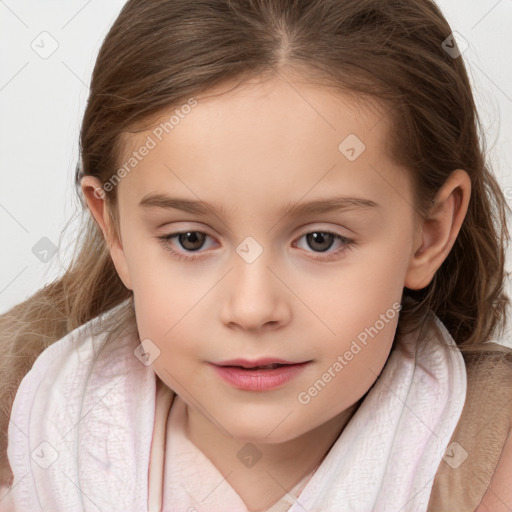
[176,231,207,251]
[157,230,215,262]
[294,229,354,261]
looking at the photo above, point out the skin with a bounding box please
[81,69,471,510]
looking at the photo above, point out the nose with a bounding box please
[220,253,291,332]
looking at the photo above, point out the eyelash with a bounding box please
[157,229,355,262]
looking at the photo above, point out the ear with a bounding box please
[80,175,133,291]
[404,169,471,290]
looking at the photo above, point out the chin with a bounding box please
[226,421,303,445]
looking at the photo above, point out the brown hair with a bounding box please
[1,0,510,486]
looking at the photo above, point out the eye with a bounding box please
[157,229,354,262]
[293,230,354,261]
[157,231,215,262]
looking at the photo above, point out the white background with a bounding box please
[1,0,511,345]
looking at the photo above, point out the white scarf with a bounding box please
[4,301,466,512]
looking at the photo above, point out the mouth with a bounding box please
[211,357,311,369]
[224,363,290,370]
[208,359,312,391]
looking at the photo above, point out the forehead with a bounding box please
[115,73,412,218]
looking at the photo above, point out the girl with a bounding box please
[1,0,512,511]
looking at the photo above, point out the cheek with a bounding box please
[307,263,402,405]
[298,254,403,342]
[134,291,199,351]
[299,313,398,425]
[132,285,209,391]
[340,316,397,388]
[135,298,205,395]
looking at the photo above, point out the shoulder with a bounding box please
[462,344,512,419]
[465,345,512,511]
[428,343,512,511]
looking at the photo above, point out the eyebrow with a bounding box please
[138,193,379,218]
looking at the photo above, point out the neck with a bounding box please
[183,395,363,511]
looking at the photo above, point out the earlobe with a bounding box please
[404,169,471,290]
[80,175,133,291]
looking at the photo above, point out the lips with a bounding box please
[209,359,311,391]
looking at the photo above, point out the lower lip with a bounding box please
[209,362,310,391]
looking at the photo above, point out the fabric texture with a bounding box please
[426,346,512,511]
[2,300,466,512]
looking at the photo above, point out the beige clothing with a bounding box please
[427,345,512,511]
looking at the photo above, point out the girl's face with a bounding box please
[102,73,425,443]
